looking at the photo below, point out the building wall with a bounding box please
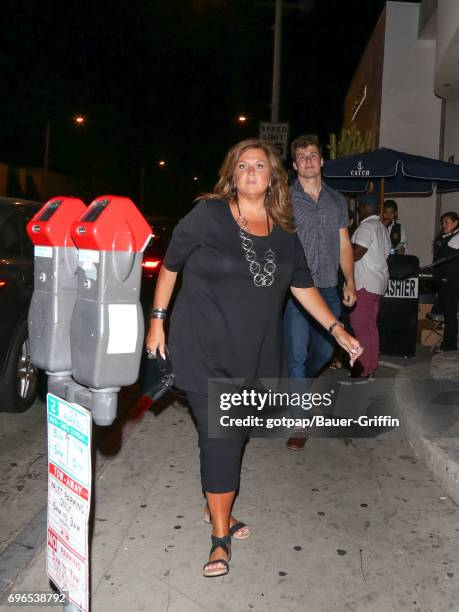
[0,164,83,202]
[433,0,459,216]
[435,0,459,88]
[441,89,459,215]
[343,8,386,145]
[22,168,81,201]
[379,1,442,265]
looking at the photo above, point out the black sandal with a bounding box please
[229,521,250,540]
[203,508,251,540]
[202,534,231,578]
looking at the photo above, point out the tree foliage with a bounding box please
[327,126,375,159]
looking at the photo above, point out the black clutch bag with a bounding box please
[143,348,175,403]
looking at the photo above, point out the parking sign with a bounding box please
[47,393,92,612]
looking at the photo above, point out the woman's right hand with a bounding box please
[332,326,363,368]
[146,319,166,358]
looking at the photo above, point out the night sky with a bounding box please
[2,0,415,214]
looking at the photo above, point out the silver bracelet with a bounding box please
[151,308,167,320]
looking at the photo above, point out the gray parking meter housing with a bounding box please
[71,249,146,388]
[69,196,151,399]
[26,198,87,373]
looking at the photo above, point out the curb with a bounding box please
[394,355,459,505]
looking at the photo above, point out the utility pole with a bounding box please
[261,0,313,122]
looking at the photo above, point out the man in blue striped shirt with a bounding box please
[284,134,356,450]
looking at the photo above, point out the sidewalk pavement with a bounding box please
[1,349,459,612]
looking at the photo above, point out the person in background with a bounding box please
[283,134,357,450]
[432,211,459,352]
[383,199,407,254]
[341,193,391,384]
[146,139,362,578]
[348,208,358,237]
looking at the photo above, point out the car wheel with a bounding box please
[0,319,39,413]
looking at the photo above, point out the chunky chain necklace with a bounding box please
[235,202,277,287]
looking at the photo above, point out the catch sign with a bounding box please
[259,122,289,160]
[47,393,92,612]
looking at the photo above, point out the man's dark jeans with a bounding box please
[283,286,341,419]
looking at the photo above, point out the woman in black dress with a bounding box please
[433,211,459,351]
[146,139,362,577]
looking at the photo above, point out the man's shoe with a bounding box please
[338,374,371,385]
[286,428,307,451]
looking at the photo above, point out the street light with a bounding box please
[43,115,86,198]
[237,115,248,123]
[139,159,168,208]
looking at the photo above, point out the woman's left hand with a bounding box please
[332,326,363,367]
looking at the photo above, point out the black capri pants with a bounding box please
[187,392,246,493]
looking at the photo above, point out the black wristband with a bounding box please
[328,320,344,335]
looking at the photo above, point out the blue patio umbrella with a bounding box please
[323,147,459,196]
[323,148,459,292]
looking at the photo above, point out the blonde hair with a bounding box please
[199,138,294,232]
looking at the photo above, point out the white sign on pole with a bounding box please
[47,393,92,612]
[259,122,289,160]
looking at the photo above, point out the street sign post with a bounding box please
[259,122,289,160]
[47,393,92,612]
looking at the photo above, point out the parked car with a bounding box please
[142,216,178,274]
[140,216,178,306]
[138,215,179,391]
[0,197,43,412]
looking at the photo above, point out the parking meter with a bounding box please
[69,195,151,425]
[27,197,87,373]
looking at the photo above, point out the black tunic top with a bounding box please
[164,199,314,394]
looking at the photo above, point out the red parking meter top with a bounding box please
[70,195,151,252]
[26,197,87,247]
